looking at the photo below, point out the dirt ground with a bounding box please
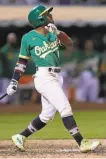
[0,102,106,114]
[0,139,106,158]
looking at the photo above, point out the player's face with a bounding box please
[45,12,54,24]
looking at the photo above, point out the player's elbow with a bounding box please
[58,31,73,49]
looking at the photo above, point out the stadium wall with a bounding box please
[0,6,106,22]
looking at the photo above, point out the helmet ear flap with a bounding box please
[39,14,47,26]
[39,15,44,22]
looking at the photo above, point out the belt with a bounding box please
[36,67,61,73]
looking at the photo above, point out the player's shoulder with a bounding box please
[22,30,32,39]
[22,30,36,41]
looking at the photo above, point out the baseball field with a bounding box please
[0,103,106,158]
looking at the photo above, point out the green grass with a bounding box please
[0,110,106,140]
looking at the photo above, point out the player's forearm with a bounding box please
[57,31,73,49]
[12,58,28,82]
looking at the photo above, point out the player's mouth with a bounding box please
[50,18,54,23]
[49,16,54,23]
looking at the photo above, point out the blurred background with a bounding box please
[0,0,106,105]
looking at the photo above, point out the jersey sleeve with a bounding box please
[19,36,30,59]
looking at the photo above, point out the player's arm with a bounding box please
[46,23,73,53]
[12,57,28,81]
[7,36,30,96]
[57,31,73,56]
[57,31,73,49]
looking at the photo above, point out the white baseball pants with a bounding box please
[34,67,73,123]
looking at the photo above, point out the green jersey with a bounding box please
[19,30,60,67]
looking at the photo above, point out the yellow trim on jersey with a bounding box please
[19,55,30,59]
[40,7,53,16]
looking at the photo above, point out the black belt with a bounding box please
[36,67,61,73]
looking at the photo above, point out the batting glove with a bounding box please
[7,79,18,95]
[45,23,60,35]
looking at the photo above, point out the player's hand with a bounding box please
[45,23,60,35]
[7,79,18,95]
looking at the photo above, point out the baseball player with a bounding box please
[75,67,99,102]
[6,5,100,152]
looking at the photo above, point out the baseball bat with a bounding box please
[0,93,7,100]
[0,86,17,100]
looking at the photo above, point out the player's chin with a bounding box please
[48,19,54,24]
